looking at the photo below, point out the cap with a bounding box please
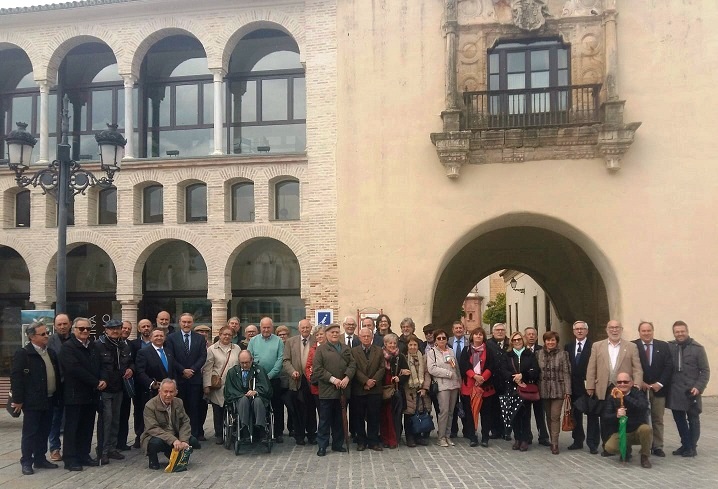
[105,319,122,329]
[325,323,341,332]
[422,323,435,333]
[194,325,211,333]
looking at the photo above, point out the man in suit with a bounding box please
[135,329,174,409]
[313,323,356,456]
[59,317,104,471]
[156,310,174,335]
[524,326,550,446]
[128,319,154,448]
[47,313,71,462]
[586,319,643,454]
[447,320,470,439]
[342,316,360,347]
[224,351,273,442]
[116,321,136,452]
[565,320,600,453]
[283,318,317,445]
[487,322,510,439]
[633,321,672,457]
[165,313,207,440]
[11,320,62,475]
[350,326,385,451]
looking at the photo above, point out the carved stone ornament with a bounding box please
[511,0,551,31]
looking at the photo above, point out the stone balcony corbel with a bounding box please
[597,99,641,171]
[430,129,472,179]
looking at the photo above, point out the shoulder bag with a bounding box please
[562,396,575,431]
[410,396,435,433]
[210,345,233,390]
[513,357,540,402]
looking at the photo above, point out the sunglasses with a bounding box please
[616,380,631,385]
[512,338,523,342]
[35,332,49,336]
[435,336,447,340]
[76,327,90,332]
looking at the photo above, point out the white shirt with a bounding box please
[575,339,586,357]
[608,340,621,370]
[344,333,354,346]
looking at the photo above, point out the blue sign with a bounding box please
[315,309,333,326]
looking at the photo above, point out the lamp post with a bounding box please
[509,277,525,294]
[2,95,126,315]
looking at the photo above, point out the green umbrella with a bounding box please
[611,387,628,462]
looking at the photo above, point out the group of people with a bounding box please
[9,310,710,474]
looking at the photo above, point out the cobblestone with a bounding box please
[0,398,717,488]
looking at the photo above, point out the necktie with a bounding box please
[184,334,190,355]
[347,336,352,346]
[242,370,248,386]
[644,343,651,366]
[158,347,168,372]
[455,338,461,357]
[302,338,307,348]
[575,342,582,366]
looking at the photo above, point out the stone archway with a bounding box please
[431,217,617,341]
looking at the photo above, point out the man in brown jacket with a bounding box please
[141,379,199,470]
[350,327,385,451]
[283,319,316,445]
[312,323,356,456]
[586,319,643,454]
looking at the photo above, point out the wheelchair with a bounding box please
[223,397,274,455]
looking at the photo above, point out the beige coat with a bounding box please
[282,334,315,391]
[202,342,240,406]
[586,339,643,400]
[426,346,461,391]
[140,395,192,455]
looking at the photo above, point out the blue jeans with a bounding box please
[48,403,64,452]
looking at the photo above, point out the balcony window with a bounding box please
[143,185,163,223]
[98,187,117,225]
[275,180,299,220]
[15,190,30,228]
[231,182,255,222]
[185,183,207,222]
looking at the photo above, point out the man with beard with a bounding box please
[95,319,133,464]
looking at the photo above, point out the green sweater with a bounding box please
[247,334,284,379]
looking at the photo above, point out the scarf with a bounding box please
[407,351,425,389]
[383,347,398,372]
[470,343,485,372]
[100,334,125,369]
[513,346,525,358]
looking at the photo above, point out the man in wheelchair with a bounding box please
[224,351,273,442]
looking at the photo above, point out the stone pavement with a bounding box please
[0,399,716,489]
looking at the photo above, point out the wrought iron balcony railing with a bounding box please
[463,84,602,130]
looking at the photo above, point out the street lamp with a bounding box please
[2,96,126,315]
[509,277,525,294]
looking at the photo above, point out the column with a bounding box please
[32,301,53,311]
[37,80,51,164]
[210,298,228,339]
[120,300,139,339]
[603,2,619,101]
[122,75,136,158]
[444,0,459,110]
[211,69,226,155]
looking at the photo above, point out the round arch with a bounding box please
[219,18,306,72]
[128,26,211,78]
[431,213,620,338]
[43,33,121,83]
[0,245,30,296]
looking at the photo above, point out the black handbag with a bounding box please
[410,402,435,433]
[6,391,21,418]
[429,350,439,397]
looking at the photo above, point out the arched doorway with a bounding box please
[65,244,118,330]
[0,246,30,376]
[432,223,614,342]
[139,240,210,326]
[229,238,303,333]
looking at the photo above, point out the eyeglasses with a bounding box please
[35,332,49,336]
[435,336,447,340]
[511,338,523,343]
[616,380,631,385]
[75,327,90,332]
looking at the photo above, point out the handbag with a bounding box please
[429,350,440,397]
[562,396,575,431]
[210,345,233,390]
[382,384,396,400]
[410,401,435,433]
[517,383,540,402]
[6,391,21,418]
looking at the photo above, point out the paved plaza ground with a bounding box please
[1,399,716,489]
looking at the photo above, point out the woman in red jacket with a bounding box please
[458,327,497,448]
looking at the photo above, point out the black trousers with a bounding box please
[479,395,497,439]
[527,398,549,442]
[512,402,532,442]
[63,402,97,466]
[571,394,600,450]
[177,383,203,438]
[317,398,344,450]
[147,435,199,465]
[270,378,285,437]
[350,393,381,447]
[453,394,477,440]
[672,409,701,450]
[133,392,146,442]
[198,398,208,437]
[117,391,131,448]
[20,408,53,466]
[290,378,317,442]
[211,402,224,439]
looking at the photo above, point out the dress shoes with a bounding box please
[480,437,489,448]
[672,446,686,456]
[512,440,520,450]
[567,442,583,450]
[519,441,529,452]
[600,450,615,457]
[652,448,665,457]
[681,448,697,457]
[21,465,34,475]
[50,449,63,461]
[333,446,348,453]
[117,444,132,451]
[469,438,479,447]
[99,455,110,465]
[356,444,366,452]
[369,445,383,451]
[589,447,599,454]
[34,460,59,469]
[80,457,100,467]
[108,451,125,460]
[198,435,207,442]
[317,447,327,457]
[551,444,559,455]
[295,439,306,446]
[148,461,161,470]
[538,439,551,447]
[275,436,284,444]
[132,440,141,449]
[640,455,652,468]
[65,464,83,471]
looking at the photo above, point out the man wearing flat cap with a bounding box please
[312,322,356,456]
[95,319,134,464]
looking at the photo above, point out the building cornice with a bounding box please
[0,0,138,16]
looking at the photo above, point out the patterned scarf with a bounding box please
[470,343,485,371]
[383,347,398,372]
[407,351,425,389]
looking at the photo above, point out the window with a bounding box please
[143,185,163,223]
[98,187,117,225]
[15,190,30,227]
[141,36,212,158]
[227,29,306,154]
[231,182,255,222]
[185,183,207,222]
[488,39,569,118]
[275,180,299,220]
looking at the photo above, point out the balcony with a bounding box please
[463,84,602,130]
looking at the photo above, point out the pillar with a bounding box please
[210,298,228,338]
[211,69,226,155]
[122,75,136,159]
[37,80,51,164]
[120,300,139,339]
